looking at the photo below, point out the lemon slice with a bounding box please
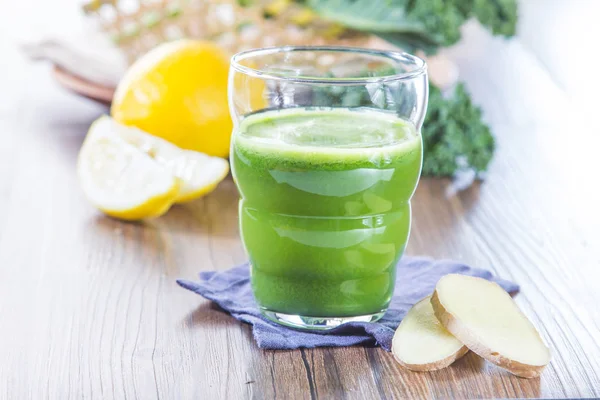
[77,117,180,220]
[104,117,230,203]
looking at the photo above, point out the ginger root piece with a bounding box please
[431,274,551,378]
[392,296,469,371]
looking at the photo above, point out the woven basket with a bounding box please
[83,0,373,63]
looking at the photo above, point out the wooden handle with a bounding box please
[52,65,115,105]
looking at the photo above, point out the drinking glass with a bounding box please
[229,46,428,330]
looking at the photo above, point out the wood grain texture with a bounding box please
[1,1,600,399]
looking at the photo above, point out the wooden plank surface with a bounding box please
[1,1,600,399]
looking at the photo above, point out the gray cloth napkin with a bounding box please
[177,257,518,351]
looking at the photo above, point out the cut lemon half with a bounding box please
[103,116,230,203]
[77,117,180,220]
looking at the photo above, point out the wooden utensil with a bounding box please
[52,65,114,105]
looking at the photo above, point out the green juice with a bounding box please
[231,107,422,318]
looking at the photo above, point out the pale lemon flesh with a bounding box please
[77,117,180,220]
[102,116,230,203]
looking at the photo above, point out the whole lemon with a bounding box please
[111,40,232,157]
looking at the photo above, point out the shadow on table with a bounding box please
[90,213,156,240]
[417,178,483,211]
[87,214,174,269]
[155,193,239,238]
[426,352,541,398]
[452,351,486,373]
[88,203,235,239]
[88,197,238,244]
[182,301,241,329]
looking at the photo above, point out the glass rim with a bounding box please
[230,45,427,85]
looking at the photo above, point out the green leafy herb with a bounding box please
[471,0,519,36]
[305,0,517,53]
[422,83,495,177]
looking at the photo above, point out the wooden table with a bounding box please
[2,3,600,399]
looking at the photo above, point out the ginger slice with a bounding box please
[392,296,469,371]
[431,274,551,378]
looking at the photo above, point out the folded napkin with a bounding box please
[177,257,518,351]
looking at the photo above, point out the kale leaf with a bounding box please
[306,0,517,53]
[422,83,495,177]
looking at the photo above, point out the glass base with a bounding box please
[261,308,386,330]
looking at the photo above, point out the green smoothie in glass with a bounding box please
[232,107,422,321]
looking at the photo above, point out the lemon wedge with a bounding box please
[78,116,230,220]
[77,117,180,220]
[108,117,230,203]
